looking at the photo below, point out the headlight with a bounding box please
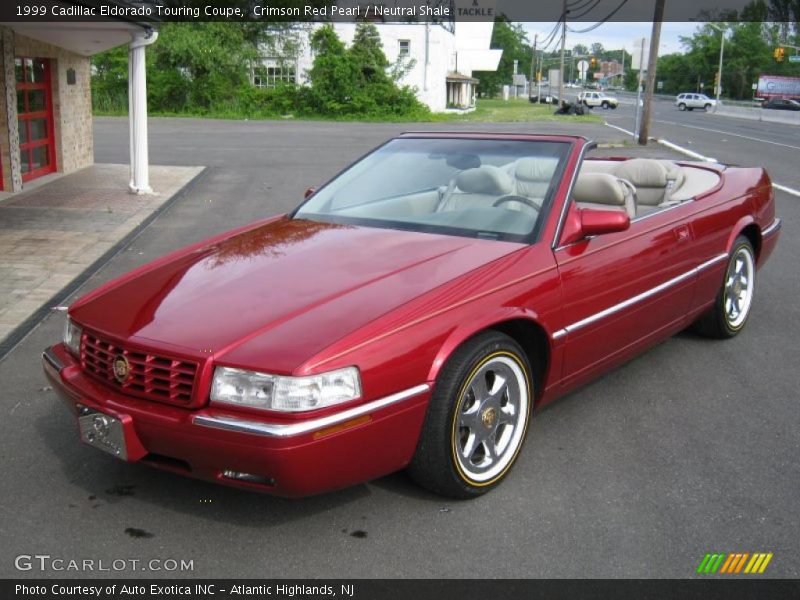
[210,366,361,412]
[63,318,82,357]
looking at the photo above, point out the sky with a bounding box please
[522,21,703,57]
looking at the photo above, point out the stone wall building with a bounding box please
[0,22,154,193]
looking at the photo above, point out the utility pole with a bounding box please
[709,23,726,109]
[638,0,665,145]
[529,34,537,100]
[558,0,567,107]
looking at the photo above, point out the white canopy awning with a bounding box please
[1,21,146,56]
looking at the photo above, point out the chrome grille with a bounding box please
[81,332,198,406]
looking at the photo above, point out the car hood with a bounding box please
[71,218,523,372]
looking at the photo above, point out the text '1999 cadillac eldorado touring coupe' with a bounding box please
[43,133,781,498]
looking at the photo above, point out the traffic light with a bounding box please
[774,47,785,62]
[590,56,597,66]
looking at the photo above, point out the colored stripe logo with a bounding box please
[697,552,773,574]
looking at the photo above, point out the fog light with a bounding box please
[221,470,275,486]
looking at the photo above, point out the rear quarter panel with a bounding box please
[686,165,773,316]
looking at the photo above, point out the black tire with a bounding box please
[705,104,712,110]
[678,103,687,111]
[408,331,533,499]
[692,236,756,339]
[601,101,609,109]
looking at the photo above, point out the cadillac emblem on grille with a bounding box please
[112,355,130,383]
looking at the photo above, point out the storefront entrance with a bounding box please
[15,57,56,182]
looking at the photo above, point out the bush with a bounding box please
[91,22,430,120]
[304,24,429,119]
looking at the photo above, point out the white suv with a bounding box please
[578,91,619,109]
[676,93,716,111]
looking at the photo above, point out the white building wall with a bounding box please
[280,20,499,113]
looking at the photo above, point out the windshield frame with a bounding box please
[289,135,575,245]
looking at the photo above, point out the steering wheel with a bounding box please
[492,195,540,211]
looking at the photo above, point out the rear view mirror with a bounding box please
[304,187,316,199]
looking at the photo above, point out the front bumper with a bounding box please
[43,344,431,497]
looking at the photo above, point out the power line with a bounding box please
[539,17,566,53]
[566,0,597,11]
[568,0,603,20]
[567,0,630,34]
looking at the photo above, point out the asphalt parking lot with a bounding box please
[1,117,797,578]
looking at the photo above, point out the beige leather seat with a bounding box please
[573,172,636,218]
[437,165,514,212]
[510,157,559,206]
[613,158,686,212]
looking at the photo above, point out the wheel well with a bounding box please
[489,319,550,401]
[740,223,762,261]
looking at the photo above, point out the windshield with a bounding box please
[293,137,571,242]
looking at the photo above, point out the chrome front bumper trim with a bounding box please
[762,218,781,237]
[193,383,431,438]
[43,347,64,372]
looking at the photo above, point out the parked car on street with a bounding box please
[762,97,800,111]
[676,93,716,111]
[44,134,781,499]
[578,91,619,109]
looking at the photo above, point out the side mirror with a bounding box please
[304,187,316,199]
[580,208,630,237]
[559,205,630,246]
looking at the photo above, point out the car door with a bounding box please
[553,193,700,388]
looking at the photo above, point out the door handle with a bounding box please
[674,225,691,243]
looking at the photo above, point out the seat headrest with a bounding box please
[573,172,626,206]
[514,157,559,182]
[614,158,668,187]
[456,165,514,196]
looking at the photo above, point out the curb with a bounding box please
[0,166,209,363]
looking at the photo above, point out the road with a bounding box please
[595,90,800,188]
[0,116,797,579]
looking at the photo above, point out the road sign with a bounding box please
[789,55,800,63]
[577,60,589,78]
[631,38,649,70]
[657,81,664,90]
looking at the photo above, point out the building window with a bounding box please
[254,64,297,88]
[399,40,410,57]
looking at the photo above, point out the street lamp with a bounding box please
[708,23,726,109]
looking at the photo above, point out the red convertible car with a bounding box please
[44,133,780,498]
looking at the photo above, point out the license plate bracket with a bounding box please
[78,407,129,460]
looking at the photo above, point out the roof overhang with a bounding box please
[1,21,149,56]
[446,72,479,84]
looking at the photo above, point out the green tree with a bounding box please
[473,17,530,97]
[572,43,588,57]
[147,23,257,112]
[91,45,128,112]
[304,25,361,114]
[304,24,427,118]
[350,22,389,81]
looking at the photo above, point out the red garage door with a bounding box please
[15,57,56,182]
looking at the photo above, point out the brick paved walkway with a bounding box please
[0,163,204,348]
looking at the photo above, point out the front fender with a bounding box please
[425,307,555,383]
